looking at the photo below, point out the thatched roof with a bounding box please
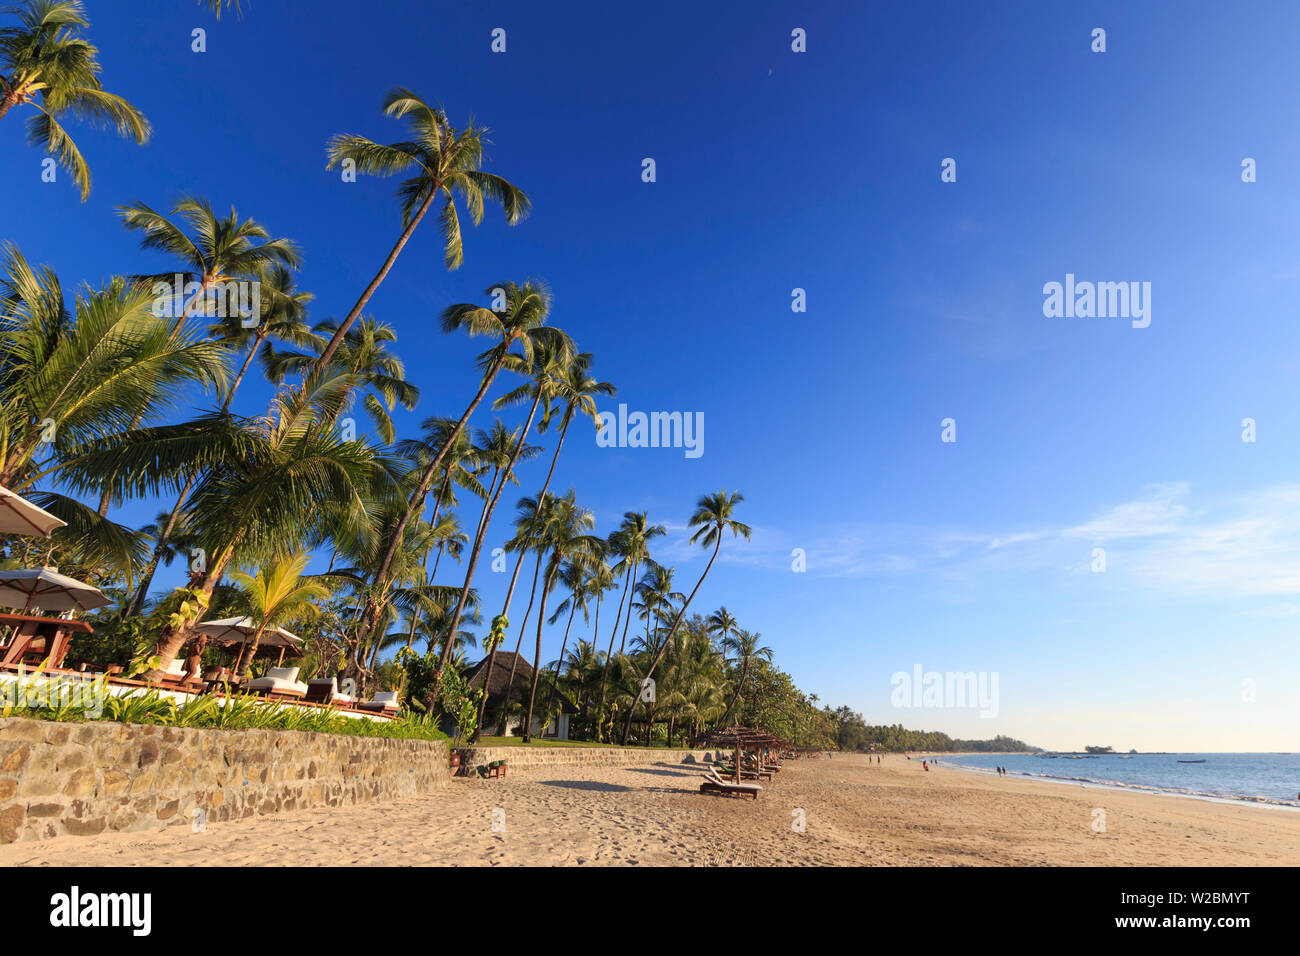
[465,652,578,714]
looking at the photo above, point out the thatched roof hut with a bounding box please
[464,652,578,714]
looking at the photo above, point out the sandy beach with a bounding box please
[2,754,1297,866]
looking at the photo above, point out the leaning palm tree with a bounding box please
[318,88,530,370]
[0,0,150,199]
[719,628,772,725]
[125,265,318,615]
[117,195,302,321]
[68,372,396,675]
[620,491,750,744]
[533,351,614,494]
[229,551,330,676]
[595,512,665,728]
[352,281,570,652]
[521,490,603,742]
[0,245,228,491]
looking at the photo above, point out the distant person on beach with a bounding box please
[923,760,928,771]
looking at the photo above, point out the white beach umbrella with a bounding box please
[0,567,112,612]
[0,485,67,538]
[194,616,302,650]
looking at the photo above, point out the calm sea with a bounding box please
[940,752,1300,808]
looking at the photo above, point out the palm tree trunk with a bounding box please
[313,185,440,373]
[621,536,722,744]
[233,622,269,677]
[147,543,238,675]
[355,351,506,644]
[596,563,632,730]
[125,330,267,614]
[720,661,749,726]
[434,385,544,696]
[522,557,560,742]
[618,558,639,657]
[542,592,579,717]
[495,551,541,736]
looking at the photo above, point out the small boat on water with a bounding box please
[1177,759,1206,764]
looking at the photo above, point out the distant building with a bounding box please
[463,652,578,740]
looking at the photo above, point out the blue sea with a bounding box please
[940,752,1300,809]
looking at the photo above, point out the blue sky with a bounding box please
[3,0,1299,751]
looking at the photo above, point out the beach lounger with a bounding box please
[700,766,761,799]
[713,764,772,781]
[304,677,356,707]
[246,665,309,699]
[356,689,400,716]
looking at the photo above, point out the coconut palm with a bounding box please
[621,490,749,744]
[125,266,318,615]
[69,373,397,674]
[352,281,569,652]
[706,607,738,658]
[595,511,665,729]
[117,195,302,321]
[532,351,614,494]
[266,316,419,444]
[720,627,772,725]
[0,0,150,199]
[521,490,603,742]
[541,559,600,716]
[0,246,228,490]
[485,492,551,736]
[229,551,330,676]
[317,88,530,370]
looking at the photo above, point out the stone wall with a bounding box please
[0,717,449,844]
[454,744,720,775]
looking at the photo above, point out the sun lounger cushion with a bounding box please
[247,666,308,695]
[371,690,399,707]
[307,677,355,703]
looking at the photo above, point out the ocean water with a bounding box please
[940,752,1300,808]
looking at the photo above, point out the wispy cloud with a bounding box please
[748,482,1300,599]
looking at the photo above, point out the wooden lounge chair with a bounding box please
[304,677,356,707]
[246,665,308,700]
[700,766,761,800]
[356,689,400,716]
[713,763,772,781]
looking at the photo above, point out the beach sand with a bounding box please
[2,754,1297,866]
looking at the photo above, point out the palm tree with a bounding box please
[521,490,602,742]
[317,88,530,371]
[117,195,302,322]
[621,491,749,744]
[488,493,552,736]
[541,560,597,716]
[352,281,569,651]
[125,265,317,615]
[706,607,738,658]
[73,372,397,674]
[0,0,150,199]
[635,564,684,658]
[720,627,772,725]
[595,511,665,730]
[533,351,614,493]
[229,551,330,676]
[266,316,419,444]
